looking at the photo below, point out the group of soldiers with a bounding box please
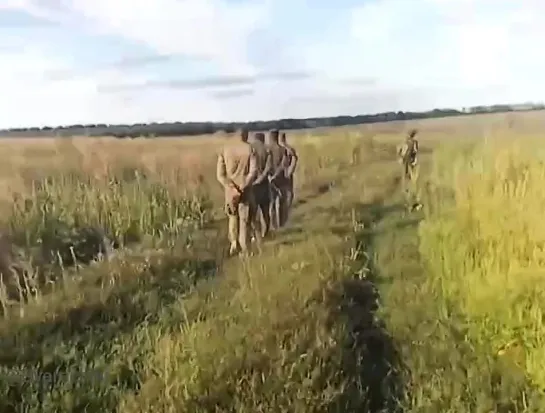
[216,128,298,256]
[215,126,420,256]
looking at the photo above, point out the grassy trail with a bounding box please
[5,137,543,412]
[261,142,545,412]
[3,120,545,412]
[190,154,411,412]
[364,165,545,411]
[0,147,402,412]
[115,151,410,412]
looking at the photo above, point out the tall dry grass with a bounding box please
[0,130,395,412]
[419,135,545,400]
[0,137,219,312]
[6,117,545,412]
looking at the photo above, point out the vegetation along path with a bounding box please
[1,127,545,412]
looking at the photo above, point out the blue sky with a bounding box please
[0,0,543,128]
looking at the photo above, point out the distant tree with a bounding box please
[1,103,543,138]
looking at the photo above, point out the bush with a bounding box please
[7,173,209,251]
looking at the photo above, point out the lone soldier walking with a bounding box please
[279,132,298,212]
[216,128,258,256]
[249,132,273,240]
[397,128,421,211]
[266,129,289,229]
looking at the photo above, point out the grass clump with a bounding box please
[0,244,220,413]
[9,173,209,250]
[120,228,399,413]
[0,168,212,317]
[417,136,545,408]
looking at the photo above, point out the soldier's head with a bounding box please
[268,129,279,144]
[279,132,287,144]
[254,132,265,143]
[407,129,418,139]
[238,128,249,142]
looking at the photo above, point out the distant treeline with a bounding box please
[2,103,543,138]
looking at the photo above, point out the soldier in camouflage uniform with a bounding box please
[249,132,272,240]
[279,132,298,213]
[397,129,421,211]
[266,129,289,229]
[216,128,258,255]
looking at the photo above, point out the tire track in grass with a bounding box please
[368,192,545,412]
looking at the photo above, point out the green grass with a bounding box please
[1,119,545,412]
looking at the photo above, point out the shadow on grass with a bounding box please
[1,256,217,361]
[270,226,307,246]
[0,252,219,413]
[323,200,406,413]
[277,225,305,236]
[294,179,336,208]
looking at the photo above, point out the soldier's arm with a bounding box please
[242,148,258,189]
[216,151,229,187]
[286,147,298,177]
[271,150,287,179]
[255,151,272,184]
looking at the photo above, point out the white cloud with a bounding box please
[0,51,139,127]
[7,0,269,74]
[0,0,75,26]
[0,0,545,128]
[345,0,540,88]
[301,0,545,110]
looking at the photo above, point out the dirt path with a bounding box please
[199,155,412,412]
[193,144,545,412]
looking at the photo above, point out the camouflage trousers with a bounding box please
[285,176,294,210]
[253,182,271,240]
[402,162,419,205]
[225,187,256,254]
[269,178,289,229]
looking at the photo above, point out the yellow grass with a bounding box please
[1,110,545,411]
[419,135,545,399]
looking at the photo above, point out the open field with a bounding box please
[1,110,545,412]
